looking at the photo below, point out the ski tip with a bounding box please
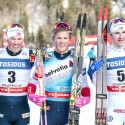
[77,13,81,28]
[98,6,103,20]
[82,13,86,28]
[104,6,108,20]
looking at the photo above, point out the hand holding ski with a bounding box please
[67,13,89,125]
[88,59,104,77]
[28,94,46,106]
[96,6,108,125]
[74,96,90,108]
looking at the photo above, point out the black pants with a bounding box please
[0,96,30,125]
[42,100,69,125]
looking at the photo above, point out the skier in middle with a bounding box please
[30,21,103,125]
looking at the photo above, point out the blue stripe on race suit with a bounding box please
[107,57,125,70]
[0,58,31,69]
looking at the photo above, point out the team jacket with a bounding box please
[32,50,89,102]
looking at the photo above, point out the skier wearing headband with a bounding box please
[0,24,46,125]
[30,21,103,125]
[89,17,125,125]
[106,17,125,125]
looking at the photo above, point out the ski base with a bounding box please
[95,107,107,124]
[67,107,80,125]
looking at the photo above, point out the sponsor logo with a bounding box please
[107,57,125,70]
[69,60,73,67]
[60,87,70,90]
[0,113,4,118]
[22,112,30,118]
[2,84,21,87]
[17,32,21,36]
[113,83,125,86]
[119,26,124,29]
[107,115,113,122]
[114,109,125,113]
[45,65,68,77]
[0,61,26,68]
[48,92,70,98]
[22,52,27,56]
[0,50,4,54]
[107,60,125,67]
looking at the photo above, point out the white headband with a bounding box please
[6,26,24,39]
[109,18,125,34]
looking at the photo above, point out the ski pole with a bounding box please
[36,49,47,125]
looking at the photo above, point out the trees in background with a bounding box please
[0,0,124,48]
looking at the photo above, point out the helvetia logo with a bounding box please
[45,65,68,77]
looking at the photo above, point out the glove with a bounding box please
[81,87,91,97]
[28,93,47,106]
[75,87,91,108]
[74,97,90,108]
[88,59,104,76]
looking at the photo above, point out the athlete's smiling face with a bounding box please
[7,34,24,53]
[111,30,125,49]
[53,31,70,54]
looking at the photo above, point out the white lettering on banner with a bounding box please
[113,87,125,91]
[46,92,70,98]
[107,60,125,67]
[0,87,27,93]
[49,93,69,97]
[107,86,125,92]
[0,62,26,67]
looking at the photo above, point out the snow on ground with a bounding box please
[29,44,97,125]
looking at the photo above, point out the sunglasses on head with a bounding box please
[109,18,125,28]
[8,23,24,30]
[53,22,71,31]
